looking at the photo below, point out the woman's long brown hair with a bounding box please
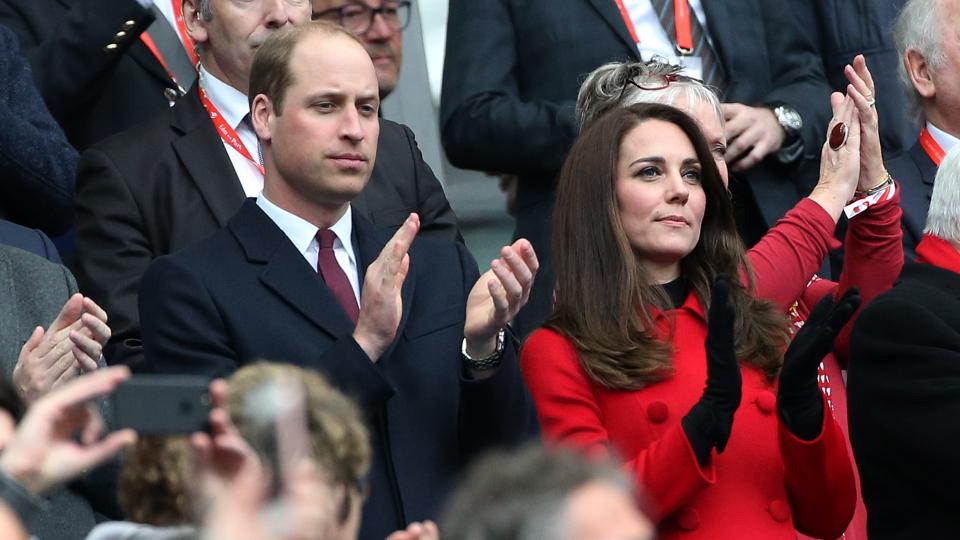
[546,103,787,391]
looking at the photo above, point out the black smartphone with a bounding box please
[110,375,212,434]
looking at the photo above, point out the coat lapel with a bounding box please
[171,82,246,227]
[586,0,641,61]
[229,201,358,338]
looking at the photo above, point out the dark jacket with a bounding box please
[848,260,960,539]
[885,140,937,259]
[0,0,174,151]
[0,24,77,235]
[139,201,537,540]
[789,0,914,157]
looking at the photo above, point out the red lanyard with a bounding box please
[613,0,694,53]
[198,85,265,175]
[139,0,199,87]
[919,126,946,166]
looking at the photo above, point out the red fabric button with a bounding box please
[768,500,791,522]
[677,508,700,531]
[647,401,669,424]
[755,391,776,415]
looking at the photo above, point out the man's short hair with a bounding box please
[894,0,947,125]
[441,444,634,540]
[248,21,364,114]
[925,145,960,243]
[227,361,371,518]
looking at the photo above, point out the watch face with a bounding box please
[775,106,803,132]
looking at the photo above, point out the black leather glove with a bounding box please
[682,274,742,466]
[778,288,861,440]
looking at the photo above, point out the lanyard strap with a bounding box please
[613,0,694,53]
[139,0,199,88]
[673,0,693,53]
[919,126,946,166]
[198,85,265,175]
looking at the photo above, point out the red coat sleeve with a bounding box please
[520,329,715,522]
[747,198,840,311]
[830,185,903,364]
[778,394,857,538]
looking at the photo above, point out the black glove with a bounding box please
[778,288,861,440]
[682,274,742,466]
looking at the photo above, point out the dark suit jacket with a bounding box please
[0,24,77,235]
[0,219,62,262]
[139,200,536,540]
[885,140,935,259]
[440,0,832,334]
[74,81,460,369]
[789,0,914,157]
[0,0,172,151]
[848,261,960,539]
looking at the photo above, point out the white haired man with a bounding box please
[886,0,960,257]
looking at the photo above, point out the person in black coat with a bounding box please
[848,145,960,539]
[0,24,77,236]
[0,0,187,151]
[439,0,833,336]
[140,24,538,540]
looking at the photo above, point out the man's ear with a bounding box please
[905,48,936,99]
[251,94,275,143]
[182,0,209,46]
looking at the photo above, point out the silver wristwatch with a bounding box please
[772,104,803,141]
[461,329,506,371]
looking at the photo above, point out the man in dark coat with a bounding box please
[74,0,460,369]
[139,23,538,540]
[849,144,960,539]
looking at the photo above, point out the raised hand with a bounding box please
[0,366,136,495]
[808,93,862,220]
[463,239,538,358]
[353,214,419,362]
[844,54,888,193]
[682,275,742,464]
[778,288,861,439]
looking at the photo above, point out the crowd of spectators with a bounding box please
[0,0,957,539]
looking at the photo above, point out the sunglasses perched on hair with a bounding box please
[617,71,702,102]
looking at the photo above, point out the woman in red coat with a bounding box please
[521,102,860,539]
[571,57,903,540]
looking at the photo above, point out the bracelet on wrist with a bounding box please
[855,171,893,197]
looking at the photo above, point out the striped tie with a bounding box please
[647,0,727,91]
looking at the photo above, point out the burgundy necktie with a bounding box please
[317,229,359,324]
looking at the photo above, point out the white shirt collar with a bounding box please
[255,195,356,265]
[199,65,249,130]
[926,121,959,154]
